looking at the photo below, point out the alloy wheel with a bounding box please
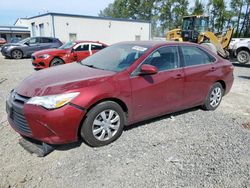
[12,50,22,59]
[209,87,222,107]
[92,109,120,141]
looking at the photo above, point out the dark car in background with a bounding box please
[6,41,234,148]
[32,41,107,70]
[1,37,62,59]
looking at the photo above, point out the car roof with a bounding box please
[74,41,107,44]
[116,40,200,48]
[31,36,58,39]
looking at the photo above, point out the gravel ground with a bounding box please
[0,55,250,188]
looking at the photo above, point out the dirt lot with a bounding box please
[0,55,250,188]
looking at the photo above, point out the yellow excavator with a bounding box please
[166,15,234,58]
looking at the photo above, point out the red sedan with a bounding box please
[7,41,234,150]
[31,41,107,70]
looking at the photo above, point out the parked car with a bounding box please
[231,39,250,64]
[31,41,107,70]
[6,41,234,149]
[0,38,7,46]
[1,37,62,59]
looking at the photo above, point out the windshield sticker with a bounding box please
[132,46,148,52]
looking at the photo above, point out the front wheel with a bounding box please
[81,101,125,147]
[50,58,64,67]
[237,50,250,64]
[202,82,223,111]
[11,49,23,59]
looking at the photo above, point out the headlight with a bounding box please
[38,54,50,59]
[27,92,80,110]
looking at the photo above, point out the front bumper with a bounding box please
[31,55,51,70]
[1,48,11,57]
[6,92,86,144]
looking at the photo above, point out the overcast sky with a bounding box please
[0,0,114,25]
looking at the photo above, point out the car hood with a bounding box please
[33,48,67,56]
[3,43,24,47]
[16,63,115,97]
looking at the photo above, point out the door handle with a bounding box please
[211,67,216,71]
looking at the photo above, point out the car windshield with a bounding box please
[17,38,30,44]
[59,41,76,49]
[80,44,149,72]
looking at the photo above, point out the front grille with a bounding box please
[7,91,32,135]
[12,109,31,134]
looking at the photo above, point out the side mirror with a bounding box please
[140,64,158,75]
[71,48,75,53]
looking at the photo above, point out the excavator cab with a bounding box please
[181,15,209,42]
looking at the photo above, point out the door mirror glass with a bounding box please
[140,64,158,75]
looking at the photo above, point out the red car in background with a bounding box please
[31,41,107,70]
[0,38,7,46]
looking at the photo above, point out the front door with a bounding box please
[25,37,42,56]
[72,43,90,61]
[130,46,185,122]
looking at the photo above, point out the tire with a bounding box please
[50,58,64,67]
[11,49,23,59]
[202,82,224,111]
[81,101,125,147]
[237,50,250,64]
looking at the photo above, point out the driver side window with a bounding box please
[29,38,39,44]
[75,44,89,52]
[142,46,180,71]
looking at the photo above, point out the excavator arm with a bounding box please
[198,28,234,58]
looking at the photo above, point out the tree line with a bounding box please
[99,0,250,38]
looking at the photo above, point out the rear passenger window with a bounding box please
[181,46,215,66]
[91,44,104,50]
[41,38,53,43]
[143,46,179,71]
[75,44,89,51]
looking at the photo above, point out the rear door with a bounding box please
[40,37,55,50]
[130,45,185,122]
[180,45,217,107]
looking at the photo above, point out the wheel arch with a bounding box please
[77,97,129,138]
[49,57,65,67]
[236,47,250,55]
[215,80,226,95]
[11,48,23,56]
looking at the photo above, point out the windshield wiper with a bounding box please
[78,62,107,71]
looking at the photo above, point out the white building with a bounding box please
[15,12,151,45]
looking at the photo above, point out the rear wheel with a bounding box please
[50,58,64,67]
[237,50,250,64]
[11,49,23,59]
[202,82,223,111]
[81,101,125,147]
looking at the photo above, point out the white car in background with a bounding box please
[230,38,250,64]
